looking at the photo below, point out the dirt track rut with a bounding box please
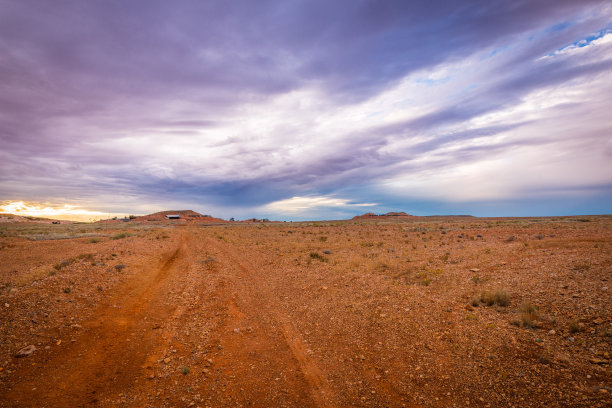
[5,233,192,407]
[3,229,338,407]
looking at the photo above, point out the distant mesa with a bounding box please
[136,210,226,223]
[352,211,415,220]
[100,210,226,223]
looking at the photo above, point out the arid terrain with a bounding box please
[0,215,610,407]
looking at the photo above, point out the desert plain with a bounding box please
[0,214,610,407]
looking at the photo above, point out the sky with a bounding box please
[1,0,611,221]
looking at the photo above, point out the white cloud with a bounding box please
[262,195,377,214]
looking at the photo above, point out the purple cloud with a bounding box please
[0,0,611,219]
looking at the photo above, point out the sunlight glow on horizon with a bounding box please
[0,201,126,222]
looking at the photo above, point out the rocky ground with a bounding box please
[0,216,610,407]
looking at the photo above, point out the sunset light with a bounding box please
[0,201,123,221]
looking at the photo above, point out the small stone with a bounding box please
[358,354,366,361]
[163,358,171,363]
[148,374,155,379]
[469,268,480,273]
[15,345,36,358]
[593,318,603,325]
[233,328,240,333]
[4,303,9,308]
[323,250,332,254]
[548,330,556,335]
[322,286,328,290]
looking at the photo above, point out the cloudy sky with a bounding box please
[1,0,611,220]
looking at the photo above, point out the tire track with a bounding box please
[204,236,337,407]
[4,233,189,407]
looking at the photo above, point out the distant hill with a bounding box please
[0,213,69,224]
[352,211,415,220]
[135,210,226,223]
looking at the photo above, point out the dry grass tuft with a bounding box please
[519,303,539,328]
[480,289,510,307]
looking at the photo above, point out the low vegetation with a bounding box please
[479,289,510,307]
[309,252,328,262]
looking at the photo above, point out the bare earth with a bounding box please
[0,216,610,407]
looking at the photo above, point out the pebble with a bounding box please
[469,268,480,273]
[548,330,556,335]
[4,303,9,308]
[15,345,36,358]
[163,358,171,363]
